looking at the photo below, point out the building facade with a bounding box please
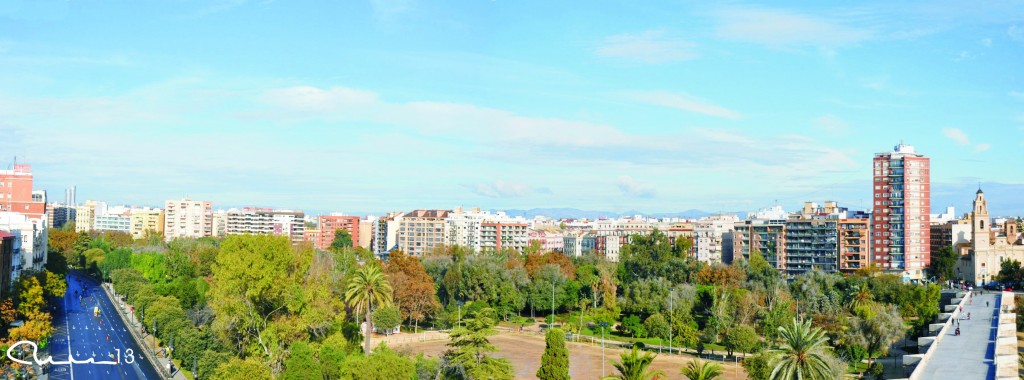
[694,215,739,263]
[0,164,46,219]
[94,214,132,233]
[784,218,838,275]
[0,212,48,279]
[479,221,529,253]
[130,208,164,240]
[930,219,971,255]
[226,208,306,244]
[733,219,787,270]
[316,215,361,251]
[956,190,1024,285]
[397,210,451,257]
[372,212,404,258]
[838,219,870,273]
[163,199,213,241]
[527,230,564,253]
[872,143,931,280]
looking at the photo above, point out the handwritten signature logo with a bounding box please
[5,341,134,366]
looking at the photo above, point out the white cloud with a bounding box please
[974,143,991,152]
[942,128,970,145]
[624,91,741,119]
[595,30,698,63]
[1010,91,1024,100]
[1010,25,1024,42]
[714,6,873,47]
[470,181,532,198]
[370,0,413,19]
[980,38,993,47]
[812,114,848,134]
[617,176,656,198]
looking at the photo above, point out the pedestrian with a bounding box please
[987,301,990,307]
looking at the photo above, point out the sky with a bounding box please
[1,0,1023,216]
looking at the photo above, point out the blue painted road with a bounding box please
[48,272,161,380]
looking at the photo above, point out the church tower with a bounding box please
[972,188,990,249]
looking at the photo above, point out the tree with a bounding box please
[621,315,647,338]
[768,319,836,380]
[383,250,440,331]
[444,308,514,380]
[330,229,354,251]
[340,344,416,380]
[741,351,772,380]
[724,325,759,357]
[537,328,570,380]
[41,271,67,298]
[282,342,320,380]
[372,305,402,335]
[998,259,1024,284]
[345,263,393,356]
[680,359,723,380]
[849,304,905,364]
[930,246,958,282]
[215,357,272,380]
[606,346,666,380]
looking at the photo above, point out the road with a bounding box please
[48,272,161,380]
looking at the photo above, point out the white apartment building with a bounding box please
[445,207,530,253]
[225,208,305,244]
[397,209,451,257]
[373,212,404,258]
[75,200,107,232]
[694,214,739,263]
[163,199,213,242]
[0,212,48,279]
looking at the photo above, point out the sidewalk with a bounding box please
[102,283,189,380]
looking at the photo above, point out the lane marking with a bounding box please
[63,277,76,380]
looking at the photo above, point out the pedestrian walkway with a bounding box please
[919,291,997,380]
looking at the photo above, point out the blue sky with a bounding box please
[1,0,1023,216]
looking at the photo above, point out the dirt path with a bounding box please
[392,332,748,380]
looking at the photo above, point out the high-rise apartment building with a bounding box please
[372,212,404,258]
[163,199,213,241]
[397,210,451,256]
[694,215,739,263]
[316,215,361,251]
[838,219,870,273]
[130,208,164,240]
[733,219,786,270]
[872,143,931,280]
[226,208,305,244]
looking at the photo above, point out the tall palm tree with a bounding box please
[769,318,835,380]
[345,263,393,356]
[604,346,665,380]
[845,285,873,310]
[680,358,723,380]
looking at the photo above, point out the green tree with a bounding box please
[537,328,570,380]
[644,313,670,343]
[930,246,958,282]
[849,304,905,364]
[372,304,402,335]
[768,319,835,380]
[621,315,647,338]
[215,357,271,380]
[318,333,349,379]
[680,358,723,380]
[741,351,772,380]
[340,344,416,380]
[444,308,514,380]
[724,325,759,357]
[282,341,320,380]
[345,263,393,356]
[998,259,1024,284]
[605,346,665,380]
[331,229,354,251]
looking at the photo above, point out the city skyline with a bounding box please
[1,2,1023,215]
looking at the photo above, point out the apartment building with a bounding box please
[563,231,596,257]
[0,212,48,279]
[163,199,213,241]
[595,235,627,262]
[372,212,404,258]
[872,143,931,280]
[694,215,739,263]
[784,218,838,275]
[358,218,375,249]
[480,221,529,253]
[0,164,46,219]
[226,208,306,244]
[94,214,132,233]
[528,230,565,253]
[930,218,972,255]
[397,209,451,257]
[838,219,870,273]
[130,208,164,240]
[316,214,361,251]
[212,211,227,238]
[0,232,14,297]
[75,200,107,232]
[732,218,786,270]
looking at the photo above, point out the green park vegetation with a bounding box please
[37,226,941,380]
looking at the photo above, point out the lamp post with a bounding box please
[550,281,555,327]
[457,301,465,329]
[599,322,609,378]
[668,292,673,355]
[193,356,198,380]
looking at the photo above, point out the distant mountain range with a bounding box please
[491,208,744,220]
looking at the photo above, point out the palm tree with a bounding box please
[845,285,873,310]
[769,318,835,380]
[604,346,665,380]
[345,263,393,356]
[680,358,723,380]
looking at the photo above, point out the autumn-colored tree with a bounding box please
[0,298,16,336]
[100,231,135,249]
[48,229,77,260]
[524,252,576,280]
[383,250,440,332]
[695,265,747,288]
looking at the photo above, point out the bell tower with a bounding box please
[972,188,990,249]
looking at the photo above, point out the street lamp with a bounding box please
[550,281,555,327]
[457,301,465,329]
[599,322,609,378]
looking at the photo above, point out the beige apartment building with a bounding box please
[75,200,105,232]
[130,208,164,240]
[163,199,213,241]
[397,209,451,256]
